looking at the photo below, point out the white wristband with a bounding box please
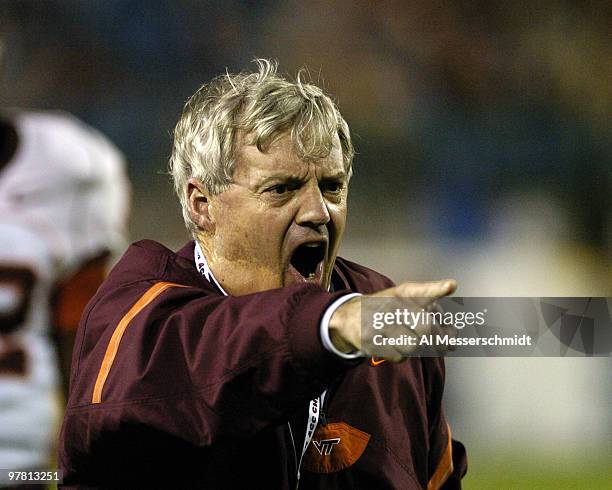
[320,293,364,359]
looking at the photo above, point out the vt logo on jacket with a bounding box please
[313,437,341,455]
[303,422,370,474]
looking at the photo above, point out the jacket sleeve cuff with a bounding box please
[286,286,362,379]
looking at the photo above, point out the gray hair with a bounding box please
[169,58,354,231]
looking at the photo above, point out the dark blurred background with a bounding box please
[1,1,610,487]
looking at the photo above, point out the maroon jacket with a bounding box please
[59,240,466,489]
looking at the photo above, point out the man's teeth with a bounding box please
[307,272,316,279]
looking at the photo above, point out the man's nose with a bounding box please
[296,184,330,227]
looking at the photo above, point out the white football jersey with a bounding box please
[0,111,129,476]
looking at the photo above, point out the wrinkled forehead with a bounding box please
[238,127,343,158]
[233,131,345,181]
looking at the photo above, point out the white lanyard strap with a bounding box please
[297,390,326,480]
[194,241,228,295]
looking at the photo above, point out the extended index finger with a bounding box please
[392,279,457,308]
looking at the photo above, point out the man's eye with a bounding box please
[321,182,343,193]
[267,183,298,195]
[271,184,289,194]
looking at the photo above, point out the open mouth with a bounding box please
[290,242,326,280]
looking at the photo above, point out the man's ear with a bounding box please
[187,178,215,231]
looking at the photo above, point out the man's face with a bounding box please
[199,133,348,295]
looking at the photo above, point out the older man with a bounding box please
[60,60,466,489]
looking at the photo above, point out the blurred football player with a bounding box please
[0,93,129,483]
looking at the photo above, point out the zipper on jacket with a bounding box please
[319,391,328,426]
[319,373,344,426]
[287,422,299,489]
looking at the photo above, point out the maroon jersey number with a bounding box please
[0,265,35,376]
